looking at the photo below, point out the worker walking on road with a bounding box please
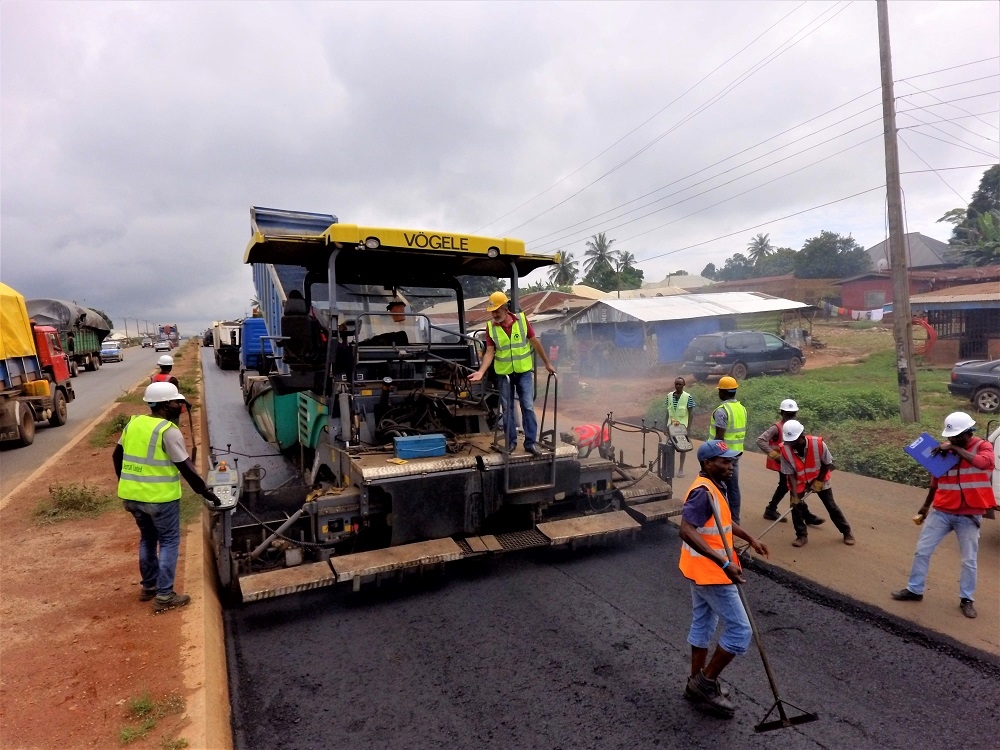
[114,382,220,613]
[710,376,746,523]
[757,399,824,526]
[780,420,855,548]
[667,377,695,477]
[469,291,556,457]
[891,412,995,619]
[151,355,179,387]
[679,440,769,719]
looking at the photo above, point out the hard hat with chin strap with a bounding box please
[780,398,799,412]
[782,419,805,442]
[157,355,174,367]
[143,381,186,404]
[486,291,510,312]
[941,411,976,438]
[718,375,739,390]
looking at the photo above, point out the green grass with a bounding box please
[118,691,186,745]
[89,412,133,448]
[34,484,117,524]
[180,486,203,525]
[116,391,145,405]
[160,739,189,750]
[645,350,975,488]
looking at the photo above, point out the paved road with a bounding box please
[212,378,1000,749]
[0,345,162,497]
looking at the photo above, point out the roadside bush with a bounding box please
[35,484,116,523]
[90,412,132,448]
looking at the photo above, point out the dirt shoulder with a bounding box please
[0,343,221,750]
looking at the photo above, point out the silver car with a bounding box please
[100,340,124,363]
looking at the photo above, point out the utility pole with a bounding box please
[877,0,919,422]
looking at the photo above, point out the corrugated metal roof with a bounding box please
[909,281,1000,307]
[571,292,808,324]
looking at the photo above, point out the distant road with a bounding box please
[0,346,163,497]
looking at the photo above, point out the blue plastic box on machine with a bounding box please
[394,434,447,459]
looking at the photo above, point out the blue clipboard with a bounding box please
[904,433,960,478]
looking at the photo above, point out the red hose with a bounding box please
[913,317,937,356]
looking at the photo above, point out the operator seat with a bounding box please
[280,292,323,370]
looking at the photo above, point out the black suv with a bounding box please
[948,358,1000,414]
[682,331,805,382]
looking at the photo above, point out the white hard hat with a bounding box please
[942,411,976,438]
[143,381,186,404]
[782,419,805,442]
[780,398,799,412]
[157,354,174,367]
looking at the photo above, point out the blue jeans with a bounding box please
[687,582,752,656]
[123,499,182,596]
[499,371,538,449]
[907,509,981,600]
[726,458,741,524]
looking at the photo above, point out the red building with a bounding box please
[836,265,1000,311]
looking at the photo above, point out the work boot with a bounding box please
[686,671,735,718]
[792,536,808,547]
[805,516,825,526]
[960,598,977,619]
[526,444,543,457]
[843,533,856,546]
[762,509,787,523]
[890,588,923,601]
[139,587,157,602]
[153,592,191,613]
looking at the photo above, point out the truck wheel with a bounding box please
[70,361,79,378]
[49,389,68,427]
[94,355,101,369]
[17,407,36,447]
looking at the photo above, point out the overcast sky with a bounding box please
[2,1,998,337]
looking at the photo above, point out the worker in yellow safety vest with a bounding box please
[113,381,220,613]
[667,376,695,477]
[710,375,747,523]
[678,439,768,718]
[469,291,555,457]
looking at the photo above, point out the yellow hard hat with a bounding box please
[718,375,739,390]
[486,291,509,312]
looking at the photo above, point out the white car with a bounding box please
[154,340,172,352]
[100,340,123,363]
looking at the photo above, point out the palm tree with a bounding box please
[548,250,579,286]
[746,233,773,266]
[616,251,637,271]
[583,232,618,275]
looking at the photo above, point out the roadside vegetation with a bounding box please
[90,412,133,448]
[646,350,972,488]
[34,483,116,523]
[117,690,186,746]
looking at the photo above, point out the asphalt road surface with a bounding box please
[0,345,163,496]
[225,527,1000,750]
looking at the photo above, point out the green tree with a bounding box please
[715,253,754,281]
[548,250,579,286]
[701,262,717,280]
[458,276,505,300]
[752,247,797,277]
[746,233,774,266]
[937,165,1000,265]
[794,231,871,279]
[582,263,644,293]
[583,232,618,276]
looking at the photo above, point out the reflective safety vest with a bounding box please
[151,372,173,383]
[488,312,533,375]
[780,435,827,495]
[934,437,995,513]
[678,476,736,585]
[667,391,693,426]
[711,400,747,452]
[118,415,182,503]
[572,423,611,450]
[765,421,784,472]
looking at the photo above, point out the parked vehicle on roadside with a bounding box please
[141,337,153,348]
[948,358,1000,414]
[154,339,172,352]
[100,340,124,363]
[682,330,805,382]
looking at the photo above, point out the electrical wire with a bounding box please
[498,1,856,236]
[901,126,999,160]
[899,79,1000,133]
[471,1,810,234]
[896,55,1000,82]
[901,164,998,174]
[898,133,969,204]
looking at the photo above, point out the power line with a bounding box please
[623,185,886,264]
[896,55,1000,82]
[898,133,968,204]
[900,163,998,174]
[899,115,1000,159]
[899,79,999,131]
[897,105,1000,145]
[471,1,810,234]
[499,0,855,236]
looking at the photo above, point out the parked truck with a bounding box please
[203,207,675,602]
[213,319,242,370]
[1,284,75,447]
[25,298,110,376]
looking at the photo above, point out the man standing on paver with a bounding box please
[781,420,855,548]
[679,439,768,719]
[114,382,220,613]
[892,411,995,619]
[667,376,695,477]
[710,376,746,523]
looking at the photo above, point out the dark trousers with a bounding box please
[726,458,741,524]
[764,474,788,514]
[792,488,851,537]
